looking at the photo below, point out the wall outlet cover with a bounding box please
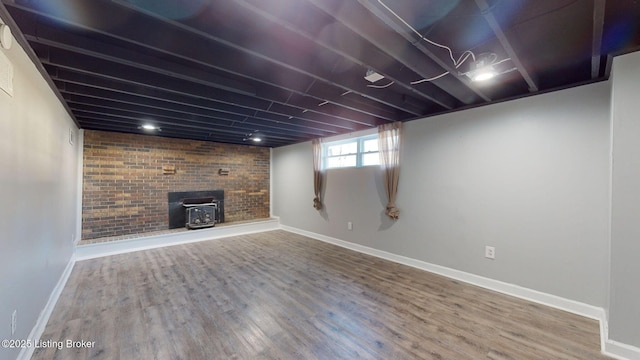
[485,246,495,259]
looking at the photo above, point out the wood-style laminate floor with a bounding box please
[33,230,610,359]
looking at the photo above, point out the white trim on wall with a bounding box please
[270,147,274,218]
[606,74,616,356]
[604,340,640,360]
[76,219,280,260]
[75,129,84,246]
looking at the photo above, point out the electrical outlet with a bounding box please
[347,221,353,231]
[11,310,16,335]
[485,246,495,260]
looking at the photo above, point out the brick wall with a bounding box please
[82,130,270,240]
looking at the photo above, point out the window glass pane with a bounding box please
[362,138,378,153]
[362,152,380,166]
[323,134,379,169]
[327,155,356,168]
[327,142,357,156]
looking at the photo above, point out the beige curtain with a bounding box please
[378,122,402,220]
[312,138,323,210]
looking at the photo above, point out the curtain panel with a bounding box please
[378,122,402,220]
[312,138,323,210]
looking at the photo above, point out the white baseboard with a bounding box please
[279,225,640,360]
[76,219,280,261]
[604,339,640,360]
[17,253,76,360]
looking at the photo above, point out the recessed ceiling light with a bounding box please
[138,124,160,131]
[471,69,497,82]
[243,131,264,143]
[464,53,505,82]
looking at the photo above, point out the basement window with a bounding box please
[323,134,379,169]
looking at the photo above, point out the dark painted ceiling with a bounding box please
[1,0,639,147]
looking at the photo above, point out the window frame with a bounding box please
[322,134,379,169]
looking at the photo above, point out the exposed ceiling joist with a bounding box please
[352,0,491,103]
[474,0,538,92]
[107,0,422,118]
[2,0,633,147]
[233,0,457,111]
[10,6,402,125]
[56,82,341,136]
[50,69,360,132]
[591,0,606,79]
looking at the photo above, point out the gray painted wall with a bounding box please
[609,51,640,347]
[273,80,611,310]
[0,27,80,360]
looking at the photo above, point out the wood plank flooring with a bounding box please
[33,230,610,359]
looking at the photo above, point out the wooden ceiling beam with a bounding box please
[49,68,364,132]
[474,0,538,92]
[233,0,457,111]
[56,83,341,136]
[591,0,606,79]
[63,94,333,138]
[6,0,418,118]
[347,0,491,103]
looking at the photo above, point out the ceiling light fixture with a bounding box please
[243,131,264,143]
[139,124,161,131]
[471,67,497,82]
[464,55,515,82]
[465,54,499,82]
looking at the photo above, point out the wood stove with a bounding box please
[168,190,224,230]
[183,198,218,229]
